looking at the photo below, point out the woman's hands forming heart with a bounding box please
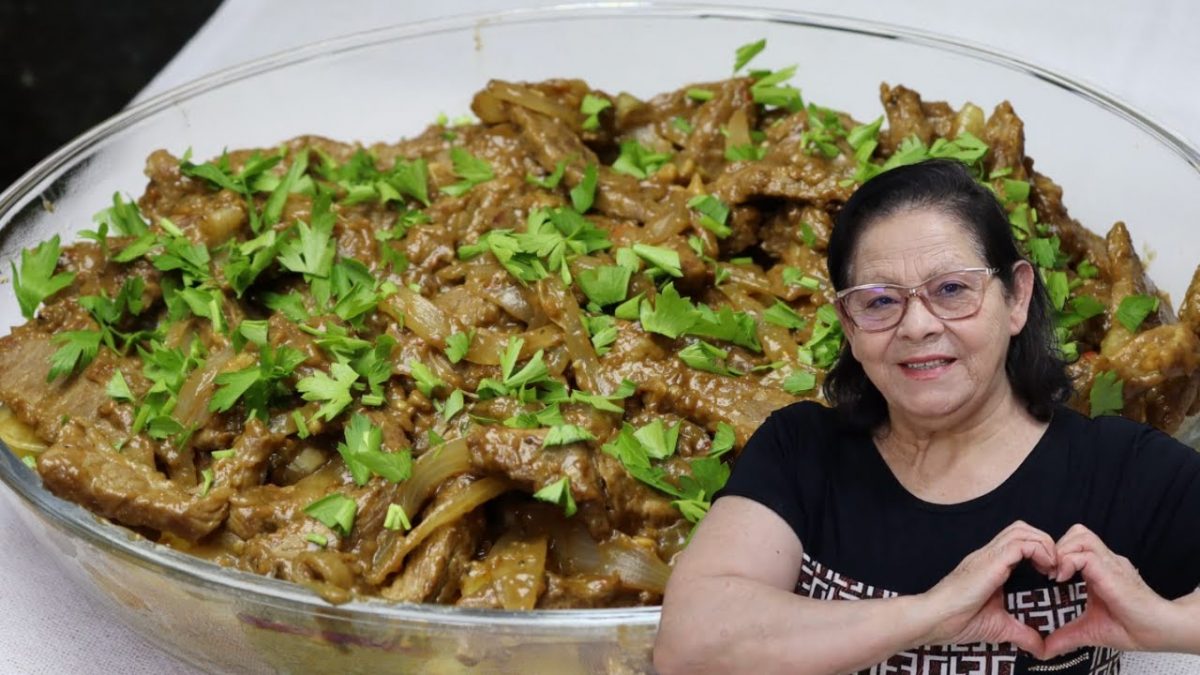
[919,521,1184,660]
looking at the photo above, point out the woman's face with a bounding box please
[841,207,1034,426]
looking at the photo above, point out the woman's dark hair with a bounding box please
[822,158,1072,431]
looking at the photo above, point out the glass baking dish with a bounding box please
[1,5,1198,673]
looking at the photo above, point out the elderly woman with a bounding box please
[653,159,1200,674]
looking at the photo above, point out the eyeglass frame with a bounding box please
[834,266,1002,333]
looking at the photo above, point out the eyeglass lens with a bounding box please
[842,270,990,330]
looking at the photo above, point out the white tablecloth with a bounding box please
[3,1,1198,673]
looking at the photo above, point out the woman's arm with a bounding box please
[653,497,1056,675]
[1163,590,1200,653]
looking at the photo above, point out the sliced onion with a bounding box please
[552,524,670,594]
[396,436,471,518]
[466,325,562,366]
[600,535,672,594]
[174,347,244,431]
[466,264,537,324]
[0,405,47,455]
[535,278,611,395]
[487,81,578,126]
[724,108,752,153]
[383,286,450,348]
[370,476,510,584]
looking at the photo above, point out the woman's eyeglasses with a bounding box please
[835,267,1000,332]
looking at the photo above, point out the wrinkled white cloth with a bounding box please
[3,1,1198,673]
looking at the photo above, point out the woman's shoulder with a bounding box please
[767,399,845,428]
[1049,404,1198,466]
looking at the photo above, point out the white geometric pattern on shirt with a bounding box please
[795,553,1122,675]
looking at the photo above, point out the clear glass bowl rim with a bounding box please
[2,1,1198,630]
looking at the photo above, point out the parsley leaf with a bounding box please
[543,424,596,447]
[408,360,444,398]
[687,194,731,238]
[304,493,357,536]
[337,412,412,485]
[782,369,817,395]
[631,243,682,278]
[533,476,577,517]
[798,304,843,369]
[263,154,309,227]
[634,418,682,460]
[1057,295,1105,330]
[570,163,599,213]
[440,147,494,197]
[577,264,631,307]
[710,422,735,458]
[1116,294,1159,333]
[689,304,761,352]
[612,141,672,180]
[47,330,101,381]
[278,192,336,278]
[384,503,412,531]
[580,94,612,131]
[733,38,766,72]
[764,300,806,330]
[750,65,803,111]
[1044,270,1070,312]
[297,361,360,421]
[1089,371,1124,417]
[678,340,741,377]
[93,192,150,237]
[12,235,76,319]
[210,343,306,420]
[526,158,568,190]
[445,329,475,364]
[639,283,696,338]
[106,370,135,402]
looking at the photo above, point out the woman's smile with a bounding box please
[898,356,957,379]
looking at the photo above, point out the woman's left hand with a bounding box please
[1043,524,1180,658]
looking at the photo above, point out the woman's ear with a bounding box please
[1008,260,1035,335]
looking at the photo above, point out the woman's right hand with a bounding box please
[916,520,1058,657]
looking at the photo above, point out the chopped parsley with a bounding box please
[543,424,596,447]
[440,147,494,197]
[337,412,412,485]
[303,493,357,536]
[445,329,475,364]
[733,39,766,73]
[1089,371,1124,417]
[47,331,101,382]
[1115,294,1159,333]
[612,141,672,180]
[678,340,741,377]
[687,194,731,238]
[12,235,76,319]
[296,362,360,422]
[533,476,578,517]
[580,94,612,131]
[577,264,631,307]
[570,163,598,213]
[384,503,412,531]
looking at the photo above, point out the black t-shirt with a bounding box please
[715,400,1200,674]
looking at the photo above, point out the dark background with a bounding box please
[0,0,223,189]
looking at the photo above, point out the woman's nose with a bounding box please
[894,293,944,340]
